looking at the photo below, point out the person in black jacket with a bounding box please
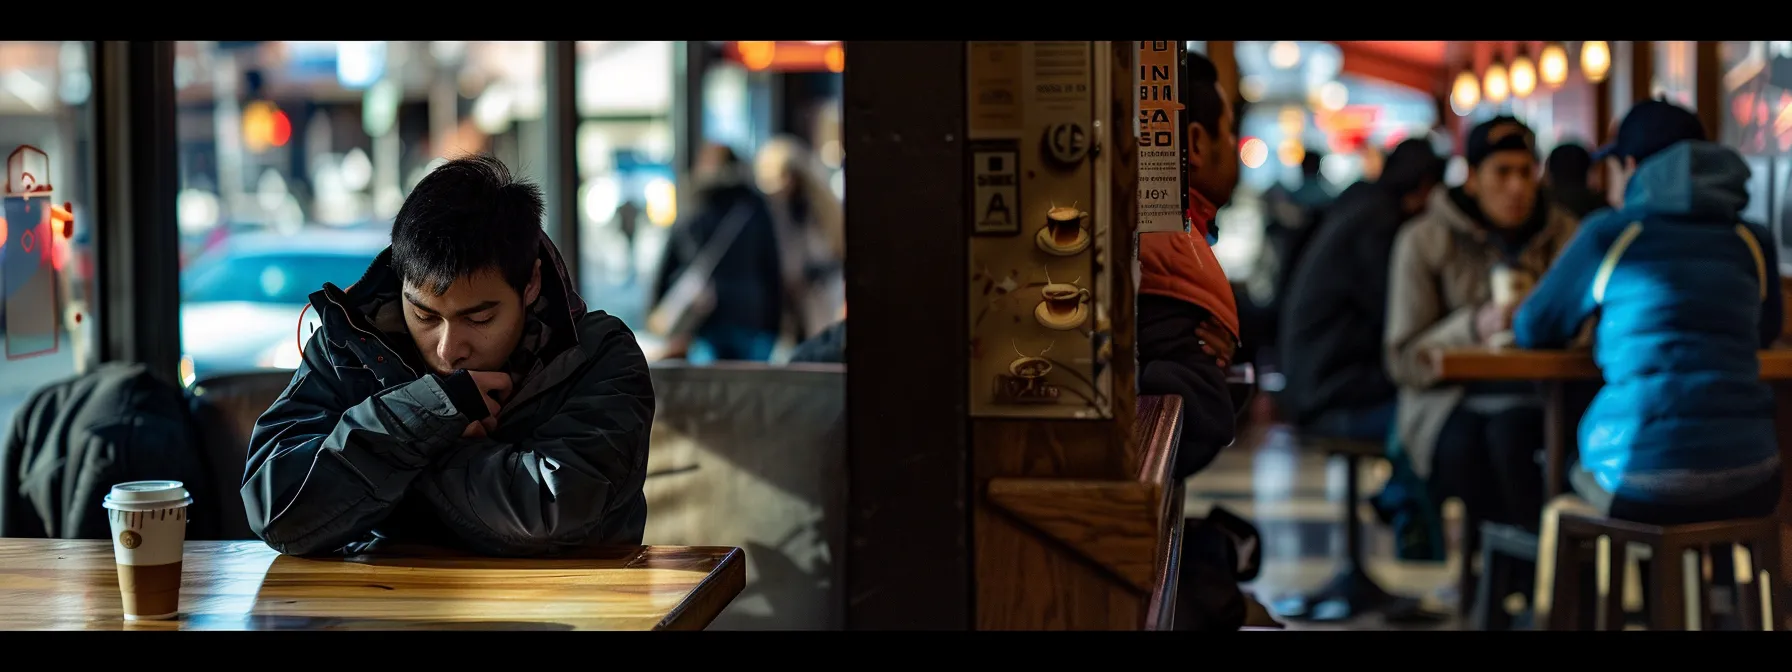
[652,143,787,362]
[1277,139,1444,440]
[242,155,655,557]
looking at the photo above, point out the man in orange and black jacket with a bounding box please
[1139,52,1271,631]
[1137,52,1245,482]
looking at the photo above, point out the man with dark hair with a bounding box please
[1280,138,1444,441]
[1246,149,1333,368]
[1137,51,1271,631]
[243,154,656,557]
[1543,143,1610,219]
[1385,117,1580,533]
[1137,50,1243,481]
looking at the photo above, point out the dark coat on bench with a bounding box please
[1,362,217,540]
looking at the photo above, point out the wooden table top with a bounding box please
[1433,348,1792,381]
[0,540,745,631]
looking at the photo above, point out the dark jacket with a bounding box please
[1138,296,1236,480]
[1137,188,1241,481]
[1549,184,1611,221]
[653,175,787,337]
[1515,140,1783,504]
[241,231,656,557]
[1277,181,1403,426]
[788,320,846,364]
[2,362,216,540]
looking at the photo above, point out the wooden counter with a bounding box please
[1434,348,1792,381]
[0,540,744,630]
[980,394,1185,630]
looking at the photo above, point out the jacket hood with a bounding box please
[1623,140,1751,221]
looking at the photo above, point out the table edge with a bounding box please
[653,546,748,630]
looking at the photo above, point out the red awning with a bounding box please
[1334,41,1452,95]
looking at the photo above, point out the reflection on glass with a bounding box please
[0,40,96,435]
[3,194,60,359]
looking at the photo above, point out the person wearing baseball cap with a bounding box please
[1384,116,1583,540]
[1513,99,1782,625]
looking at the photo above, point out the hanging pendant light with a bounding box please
[1484,54,1510,104]
[1450,68,1481,116]
[1582,40,1612,83]
[1539,41,1569,88]
[1510,44,1537,99]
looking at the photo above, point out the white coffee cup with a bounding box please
[103,481,192,621]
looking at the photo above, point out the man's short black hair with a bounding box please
[1546,143,1593,187]
[1379,138,1445,197]
[1182,51,1229,140]
[391,154,544,296]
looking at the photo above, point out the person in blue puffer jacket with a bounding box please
[1515,100,1783,531]
[1518,101,1784,625]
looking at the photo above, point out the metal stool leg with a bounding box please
[1274,454,1430,622]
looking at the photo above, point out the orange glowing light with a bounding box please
[243,101,274,153]
[723,41,841,72]
[738,41,777,71]
[0,215,7,251]
[824,44,845,73]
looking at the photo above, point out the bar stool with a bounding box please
[1273,435,1426,621]
[1470,521,1539,630]
[1544,512,1785,630]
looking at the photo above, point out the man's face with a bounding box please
[1606,156,1637,206]
[1188,83,1241,208]
[401,262,541,375]
[1464,151,1539,228]
[1586,159,1607,194]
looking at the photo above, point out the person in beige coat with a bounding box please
[1383,117,1581,532]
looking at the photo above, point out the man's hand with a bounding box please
[457,371,511,438]
[461,416,498,438]
[468,371,512,414]
[1475,302,1514,343]
[1193,320,1237,368]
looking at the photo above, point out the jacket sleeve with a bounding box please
[413,328,655,556]
[1136,295,1235,480]
[1513,217,1612,350]
[1384,222,1479,389]
[242,331,478,556]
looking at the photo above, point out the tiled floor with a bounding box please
[1184,422,1468,630]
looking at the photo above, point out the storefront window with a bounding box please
[172,41,554,384]
[0,41,98,432]
[573,41,677,337]
[1719,41,1792,266]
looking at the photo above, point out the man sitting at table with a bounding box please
[241,155,656,557]
[1384,117,1581,533]
[1280,138,1444,442]
[1515,99,1783,528]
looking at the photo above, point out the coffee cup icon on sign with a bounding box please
[1036,203,1090,256]
[1034,277,1091,331]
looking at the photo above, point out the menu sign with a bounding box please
[1136,41,1187,234]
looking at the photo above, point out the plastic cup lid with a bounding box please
[104,481,191,508]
